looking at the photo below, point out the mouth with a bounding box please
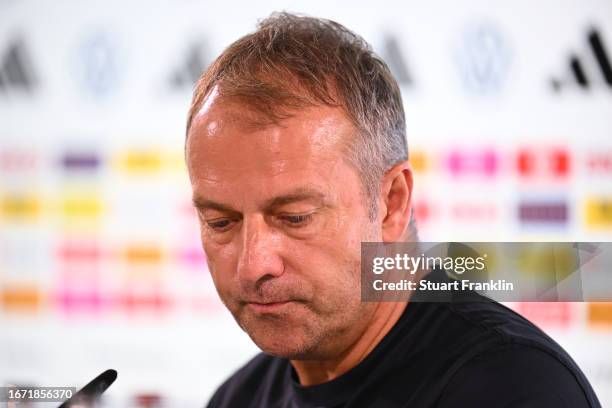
[246,300,294,313]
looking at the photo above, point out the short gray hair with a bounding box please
[187,12,409,223]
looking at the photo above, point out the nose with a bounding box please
[236,215,284,286]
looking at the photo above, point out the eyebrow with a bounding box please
[192,187,329,213]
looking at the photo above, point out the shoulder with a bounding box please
[426,291,570,353]
[405,295,561,363]
[428,298,601,407]
[207,352,288,408]
[436,343,601,407]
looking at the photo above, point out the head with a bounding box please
[186,12,415,359]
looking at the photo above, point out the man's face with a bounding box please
[186,96,382,359]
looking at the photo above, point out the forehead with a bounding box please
[187,101,353,204]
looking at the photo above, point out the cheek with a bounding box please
[327,212,369,259]
[293,224,364,292]
[308,213,373,298]
[201,238,239,296]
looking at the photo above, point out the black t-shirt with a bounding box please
[206,274,601,407]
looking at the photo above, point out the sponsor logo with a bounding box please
[515,302,573,328]
[75,31,120,98]
[0,149,37,172]
[1,285,42,312]
[454,23,511,95]
[517,147,570,178]
[446,148,497,177]
[519,201,568,223]
[585,197,612,228]
[551,27,612,91]
[55,286,106,315]
[58,240,101,264]
[118,290,171,313]
[1,193,41,220]
[60,151,101,173]
[115,149,163,174]
[60,193,103,220]
[587,151,612,174]
[169,41,208,89]
[588,302,612,327]
[451,202,497,221]
[379,34,413,86]
[123,244,163,266]
[0,37,36,94]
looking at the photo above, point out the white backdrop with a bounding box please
[1,0,612,406]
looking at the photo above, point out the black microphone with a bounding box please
[58,369,118,407]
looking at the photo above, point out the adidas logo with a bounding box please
[551,27,612,91]
[169,41,208,89]
[380,35,413,86]
[0,38,36,94]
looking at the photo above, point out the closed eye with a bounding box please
[280,213,313,227]
[206,218,235,232]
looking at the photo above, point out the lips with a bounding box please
[246,300,294,313]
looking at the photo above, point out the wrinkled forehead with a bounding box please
[185,97,362,212]
[185,104,362,214]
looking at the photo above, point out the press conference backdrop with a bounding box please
[1,0,611,406]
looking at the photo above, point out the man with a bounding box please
[185,12,601,407]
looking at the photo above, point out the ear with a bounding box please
[379,161,413,242]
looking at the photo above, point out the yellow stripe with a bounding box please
[116,150,163,173]
[60,194,103,219]
[1,194,41,221]
[585,197,612,229]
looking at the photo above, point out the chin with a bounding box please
[257,339,325,360]
[244,321,320,359]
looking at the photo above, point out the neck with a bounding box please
[290,300,408,386]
